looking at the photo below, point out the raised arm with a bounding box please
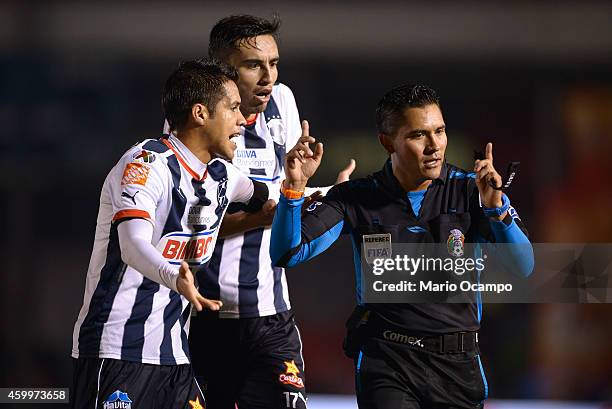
[473,142,534,277]
[270,121,346,267]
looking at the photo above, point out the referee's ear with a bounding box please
[379,133,395,155]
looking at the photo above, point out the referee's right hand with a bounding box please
[176,261,223,312]
[284,120,323,191]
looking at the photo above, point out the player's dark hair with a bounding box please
[162,59,238,132]
[376,84,440,135]
[208,14,281,60]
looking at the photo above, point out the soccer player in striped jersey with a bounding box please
[71,60,270,409]
[167,15,354,409]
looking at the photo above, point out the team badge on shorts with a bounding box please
[279,360,304,388]
[447,229,465,257]
[363,233,392,265]
[102,390,132,409]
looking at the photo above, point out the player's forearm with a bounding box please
[488,217,534,277]
[271,195,344,267]
[219,211,270,237]
[117,219,179,292]
[270,195,305,266]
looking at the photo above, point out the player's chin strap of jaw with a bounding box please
[473,150,520,191]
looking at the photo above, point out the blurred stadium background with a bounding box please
[1,1,611,408]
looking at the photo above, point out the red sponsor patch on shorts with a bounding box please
[279,360,304,388]
[121,163,150,186]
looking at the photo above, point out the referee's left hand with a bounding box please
[474,142,505,214]
[177,261,223,312]
[335,159,356,184]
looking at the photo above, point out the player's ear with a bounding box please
[378,133,395,155]
[191,103,209,126]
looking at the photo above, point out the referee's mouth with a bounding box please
[423,157,442,169]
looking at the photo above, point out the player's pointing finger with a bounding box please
[485,142,493,161]
[301,120,309,137]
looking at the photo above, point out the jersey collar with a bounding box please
[376,159,449,198]
[164,134,208,181]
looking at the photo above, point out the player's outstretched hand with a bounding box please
[474,142,504,209]
[335,159,356,184]
[284,120,323,191]
[176,261,223,312]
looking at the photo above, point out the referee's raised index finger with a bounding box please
[301,120,309,137]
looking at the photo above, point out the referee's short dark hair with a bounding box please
[162,59,238,132]
[209,14,281,60]
[376,84,440,135]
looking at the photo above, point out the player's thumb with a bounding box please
[263,199,277,213]
[313,142,324,161]
[198,294,222,311]
[179,261,190,279]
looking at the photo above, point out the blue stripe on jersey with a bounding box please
[244,115,267,176]
[161,156,185,236]
[206,161,229,231]
[142,138,170,153]
[78,224,125,356]
[121,279,159,362]
[350,235,364,305]
[249,175,281,182]
[407,190,426,218]
[286,221,344,267]
[448,169,476,179]
[180,302,191,358]
[197,238,223,300]
[243,124,267,148]
[159,291,183,364]
[272,266,288,312]
[207,159,228,181]
[238,228,264,315]
[264,95,281,122]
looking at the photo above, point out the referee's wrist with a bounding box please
[281,179,306,197]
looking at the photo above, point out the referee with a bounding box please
[270,84,534,409]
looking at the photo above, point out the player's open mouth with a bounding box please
[229,132,240,140]
[254,89,272,103]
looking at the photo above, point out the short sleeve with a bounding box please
[226,162,255,204]
[108,148,167,224]
[274,84,302,151]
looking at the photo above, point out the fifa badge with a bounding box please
[363,233,392,265]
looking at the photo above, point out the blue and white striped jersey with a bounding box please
[71,134,255,364]
[165,83,302,318]
[202,83,306,318]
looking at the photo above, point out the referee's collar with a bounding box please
[379,159,449,196]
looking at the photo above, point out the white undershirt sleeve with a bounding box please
[118,218,180,293]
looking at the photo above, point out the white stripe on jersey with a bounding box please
[72,135,255,364]
[217,234,244,319]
